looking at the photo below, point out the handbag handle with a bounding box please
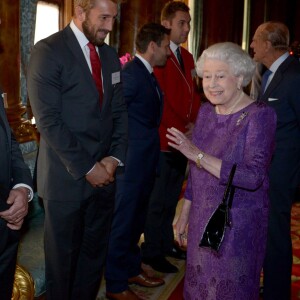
[222,164,237,207]
[222,164,237,226]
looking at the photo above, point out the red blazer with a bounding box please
[154,46,201,151]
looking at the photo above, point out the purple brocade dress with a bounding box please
[183,101,277,300]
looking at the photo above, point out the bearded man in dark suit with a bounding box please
[27,1,127,299]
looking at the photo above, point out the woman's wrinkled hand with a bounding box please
[166,127,200,162]
[175,199,191,247]
[175,219,188,247]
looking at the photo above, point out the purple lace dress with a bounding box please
[184,102,277,300]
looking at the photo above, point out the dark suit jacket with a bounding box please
[260,55,300,188]
[0,92,32,211]
[120,57,163,182]
[0,92,32,296]
[27,25,128,201]
[105,57,163,284]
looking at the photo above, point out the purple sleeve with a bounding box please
[220,106,277,190]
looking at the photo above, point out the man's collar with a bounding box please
[170,40,180,54]
[135,54,153,74]
[269,52,289,73]
[70,20,89,48]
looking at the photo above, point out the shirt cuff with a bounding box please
[86,157,124,175]
[12,184,34,202]
[110,156,124,166]
[86,163,96,175]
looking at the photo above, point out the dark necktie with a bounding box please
[87,42,103,107]
[260,69,272,95]
[151,72,161,100]
[176,47,185,73]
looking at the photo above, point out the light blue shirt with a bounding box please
[70,20,99,73]
[266,52,289,89]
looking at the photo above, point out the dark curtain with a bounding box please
[249,0,300,53]
[20,0,38,105]
[199,0,244,54]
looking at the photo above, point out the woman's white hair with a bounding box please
[196,42,255,87]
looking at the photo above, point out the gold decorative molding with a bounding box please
[5,102,38,143]
[12,265,35,300]
[63,0,73,27]
[10,119,39,144]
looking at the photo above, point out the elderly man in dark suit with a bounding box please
[27,0,128,299]
[0,91,33,300]
[250,21,300,300]
[105,23,171,300]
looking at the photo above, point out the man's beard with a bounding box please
[155,56,168,67]
[82,20,108,47]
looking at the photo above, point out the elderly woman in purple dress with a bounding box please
[167,42,277,300]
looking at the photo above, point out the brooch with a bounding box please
[236,111,248,126]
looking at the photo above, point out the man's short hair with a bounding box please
[135,23,170,54]
[74,0,119,12]
[161,1,190,22]
[260,21,290,51]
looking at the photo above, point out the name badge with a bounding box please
[112,71,120,84]
[268,98,279,102]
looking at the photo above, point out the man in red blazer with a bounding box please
[142,1,201,273]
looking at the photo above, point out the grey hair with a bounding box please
[196,42,255,87]
[259,21,289,51]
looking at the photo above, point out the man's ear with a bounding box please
[265,40,273,52]
[74,5,86,22]
[148,41,156,54]
[162,20,171,29]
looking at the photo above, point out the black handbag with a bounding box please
[199,164,237,252]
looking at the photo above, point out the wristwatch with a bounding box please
[26,189,32,200]
[196,152,204,168]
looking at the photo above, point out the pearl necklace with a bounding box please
[215,91,244,115]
